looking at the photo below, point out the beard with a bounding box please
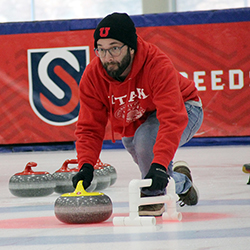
[103,48,131,79]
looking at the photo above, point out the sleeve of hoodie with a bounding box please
[149,55,189,170]
[75,68,109,169]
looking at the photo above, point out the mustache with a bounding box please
[103,61,119,67]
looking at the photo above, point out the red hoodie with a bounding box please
[75,36,199,170]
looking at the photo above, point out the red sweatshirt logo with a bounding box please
[115,101,146,123]
[99,27,110,37]
[111,89,149,123]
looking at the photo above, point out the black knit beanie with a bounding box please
[94,12,137,51]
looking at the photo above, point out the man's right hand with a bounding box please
[72,163,94,189]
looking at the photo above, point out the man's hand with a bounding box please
[143,163,170,191]
[72,163,94,189]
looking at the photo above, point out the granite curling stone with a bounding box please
[85,176,98,192]
[52,159,79,194]
[9,162,55,197]
[53,158,97,193]
[96,159,117,186]
[104,164,117,186]
[93,164,111,191]
[54,180,112,224]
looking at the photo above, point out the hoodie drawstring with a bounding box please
[121,79,132,136]
[109,78,132,142]
[108,86,115,143]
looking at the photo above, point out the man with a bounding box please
[72,12,203,216]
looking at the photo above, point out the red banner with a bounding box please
[137,22,250,137]
[0,20,249,145]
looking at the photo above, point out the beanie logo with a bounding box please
[99,27,110,37]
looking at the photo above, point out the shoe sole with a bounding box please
[190,183,199,205]
[173,160,189,169]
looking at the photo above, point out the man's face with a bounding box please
[96,38,134,79]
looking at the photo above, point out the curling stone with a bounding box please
[96,159,117,186]
[93,164,111,191]
[86,176,98,192]
[54,180,112,224]
[9,162,55,197]
[53,158,97,193]
[103,164,117,186]
[52,159,79,194]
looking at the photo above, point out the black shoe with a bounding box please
[173,161,199,207]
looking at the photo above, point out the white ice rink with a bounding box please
[1,145,250,249]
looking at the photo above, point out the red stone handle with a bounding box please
[56,159,79,172]
[15,162,49,175]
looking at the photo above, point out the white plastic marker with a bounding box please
[113,178,182,226]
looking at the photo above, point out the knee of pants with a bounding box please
[134,136,152,159]
[133,126,156,159]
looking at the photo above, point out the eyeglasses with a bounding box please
[94,44,126,58]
